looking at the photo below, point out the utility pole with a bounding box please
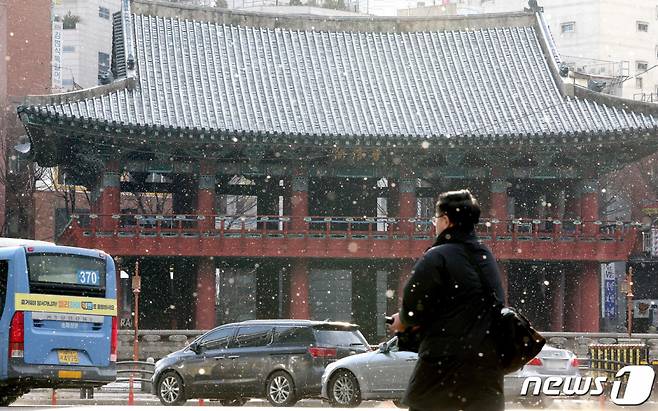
[128,260,141,405]
[627,266,634,339]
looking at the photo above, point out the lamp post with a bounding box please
[128,260,141,405]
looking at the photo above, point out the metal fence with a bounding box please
[588,344,649,377]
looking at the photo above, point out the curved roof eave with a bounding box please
[19,105,658,150]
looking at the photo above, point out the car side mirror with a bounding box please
[189,342,201,354]
[379,342,389,353]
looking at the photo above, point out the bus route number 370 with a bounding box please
[77,270,100,286]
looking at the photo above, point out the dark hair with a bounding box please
[435,189,481,232]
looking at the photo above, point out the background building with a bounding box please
[398,0,658,101]
[52,0,121,91]
[1,0,51,237]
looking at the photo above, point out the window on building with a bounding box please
[98,52,110,83]
[98,6,110,19]
[637,61,649,72]
[637,21,649,32]
[62,78,74,86]
[561,22,575,33]
[636,77,644,89]
[63,45,75,53]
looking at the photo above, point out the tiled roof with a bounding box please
[20,11,658,140]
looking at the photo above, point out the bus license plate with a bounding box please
[58,350,79,364]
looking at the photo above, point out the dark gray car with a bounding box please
[152,319,370,406]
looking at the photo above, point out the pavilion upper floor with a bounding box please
[56,155,639,262]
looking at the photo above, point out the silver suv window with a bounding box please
[271,326,314,345]
[200,327,234,350]
[230,325,273,348]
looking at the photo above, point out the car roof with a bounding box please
[221,319,360,328]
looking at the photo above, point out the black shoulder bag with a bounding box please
[463,245,546,374]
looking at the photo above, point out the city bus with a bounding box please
[0,238,118,405]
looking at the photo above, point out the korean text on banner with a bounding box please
[15,293,117,316]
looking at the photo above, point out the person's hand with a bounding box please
[388,312,405,334]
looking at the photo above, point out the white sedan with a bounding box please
[321,336,580,408]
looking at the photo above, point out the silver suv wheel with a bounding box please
[332,374,356,404]
[157,371,186,405]
[266,371,298,406]
[328,370,362,408]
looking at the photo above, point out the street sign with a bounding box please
[132,276,141,294]
[601,263,617,319]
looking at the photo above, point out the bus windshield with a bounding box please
[27,253,107,297]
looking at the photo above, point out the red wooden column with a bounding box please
[564,270,581,331]
[289,166,310,319]
[580,262,601,332]
[290,172,308,231]
[580,179,599,236]
[550,270,565,332]
[490,178,509,240]
[497,261,509,305]
[99,160,121,231]
[195,257,216,330]
[290,259,309,319]
[197,161,216,231]
[398,178,416,235]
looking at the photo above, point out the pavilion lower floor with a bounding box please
[116,257,633,342]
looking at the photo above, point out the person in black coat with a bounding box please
[389,189,505,411]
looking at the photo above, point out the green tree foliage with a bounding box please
[62,11,80,30]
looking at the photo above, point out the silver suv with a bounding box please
[153,319,370,406]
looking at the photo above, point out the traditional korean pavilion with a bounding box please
[17,0,658,338]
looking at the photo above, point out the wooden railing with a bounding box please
[58,214,640,260]
[63,213,639,240]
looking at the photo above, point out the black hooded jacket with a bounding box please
[400,226,505,363]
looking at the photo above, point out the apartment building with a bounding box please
[396,0,658,101]
[52,0,121,91]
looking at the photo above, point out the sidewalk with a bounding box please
[16,384,162,407]
[14,386,398,407]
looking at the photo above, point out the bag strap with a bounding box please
[461,244,503,308]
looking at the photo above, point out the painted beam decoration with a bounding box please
[15,293,117,316]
